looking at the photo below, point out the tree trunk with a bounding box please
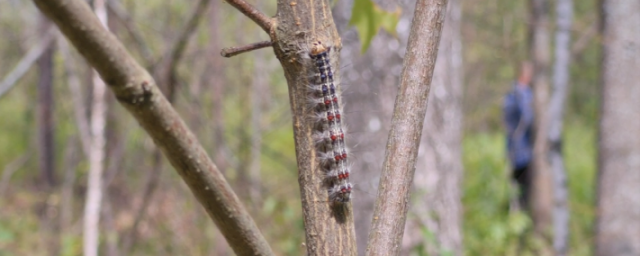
[331,0,403,253]
[596,1,640,255]
[36,15,56,188]
[83,0,108,255]
[549,0,572,254]
[366,0,448,254]
[405,0,464,255]
[269,0,358,252]
[529,0,554,243]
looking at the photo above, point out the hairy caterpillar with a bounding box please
[307,41,352,203]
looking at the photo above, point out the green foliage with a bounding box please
[462,123,596,256]
[349,0,400,52]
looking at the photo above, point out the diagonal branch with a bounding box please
[365,0,448,255]
[223,0,273,34]
[32,0,274,255]
[0,29,55,98]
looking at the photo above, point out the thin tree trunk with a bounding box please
[83,0,108,255]
[405,0,463,255]
[37,15,56,188]
[529,0,554,244]
[332,1,406,253]
[59,36,91,157]
[596,1,640,255]
[366,0,448,254]
[549,0,572,254]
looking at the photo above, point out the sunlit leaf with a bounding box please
[349,0,401,53]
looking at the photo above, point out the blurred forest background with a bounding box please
[0,0,625,255]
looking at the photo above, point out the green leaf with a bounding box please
[348,0,401,53]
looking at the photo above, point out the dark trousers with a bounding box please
[513,165,531,208]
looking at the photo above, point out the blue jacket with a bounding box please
[503,83,534,169]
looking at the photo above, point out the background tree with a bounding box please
[529,0,554,246]
[596,0,640,255]
[36,15,56,188]
[549,0,573,254]
[403,0,464,255]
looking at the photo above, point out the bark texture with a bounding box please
[33,0,274,255]
[365,0,448,255]
[596,1,640,255]
[269,0,358,253]
[332,0,404,253]
[529,0,554,240]
[549,0,572,254]
[405,0,463,254]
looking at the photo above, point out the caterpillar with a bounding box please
[308,41,352,204]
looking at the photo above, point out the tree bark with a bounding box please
[36,15,56,188]
[32,0,274,255]
[268,0,357,253]
[529,0,554,242]
[596,1,640,255]
[365,0,448,255]
[332,0,404,252]
[83,0,108,255]
[549,0,572,254]
[405,0,463,255]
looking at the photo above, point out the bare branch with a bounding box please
[32,0,274,255]
[0,29,55,98]
[221,41,273,58]
[224,0,273,34]
[107,0,154,65]
[154,0,211,97]
[365,0,448,255]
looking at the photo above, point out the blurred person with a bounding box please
[503,62,534,209]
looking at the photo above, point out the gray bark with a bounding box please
[549,0,572,254]
[596,1,640,255]
[529,0,554,241]
[365,0,448,254]
[405,0,463,255]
